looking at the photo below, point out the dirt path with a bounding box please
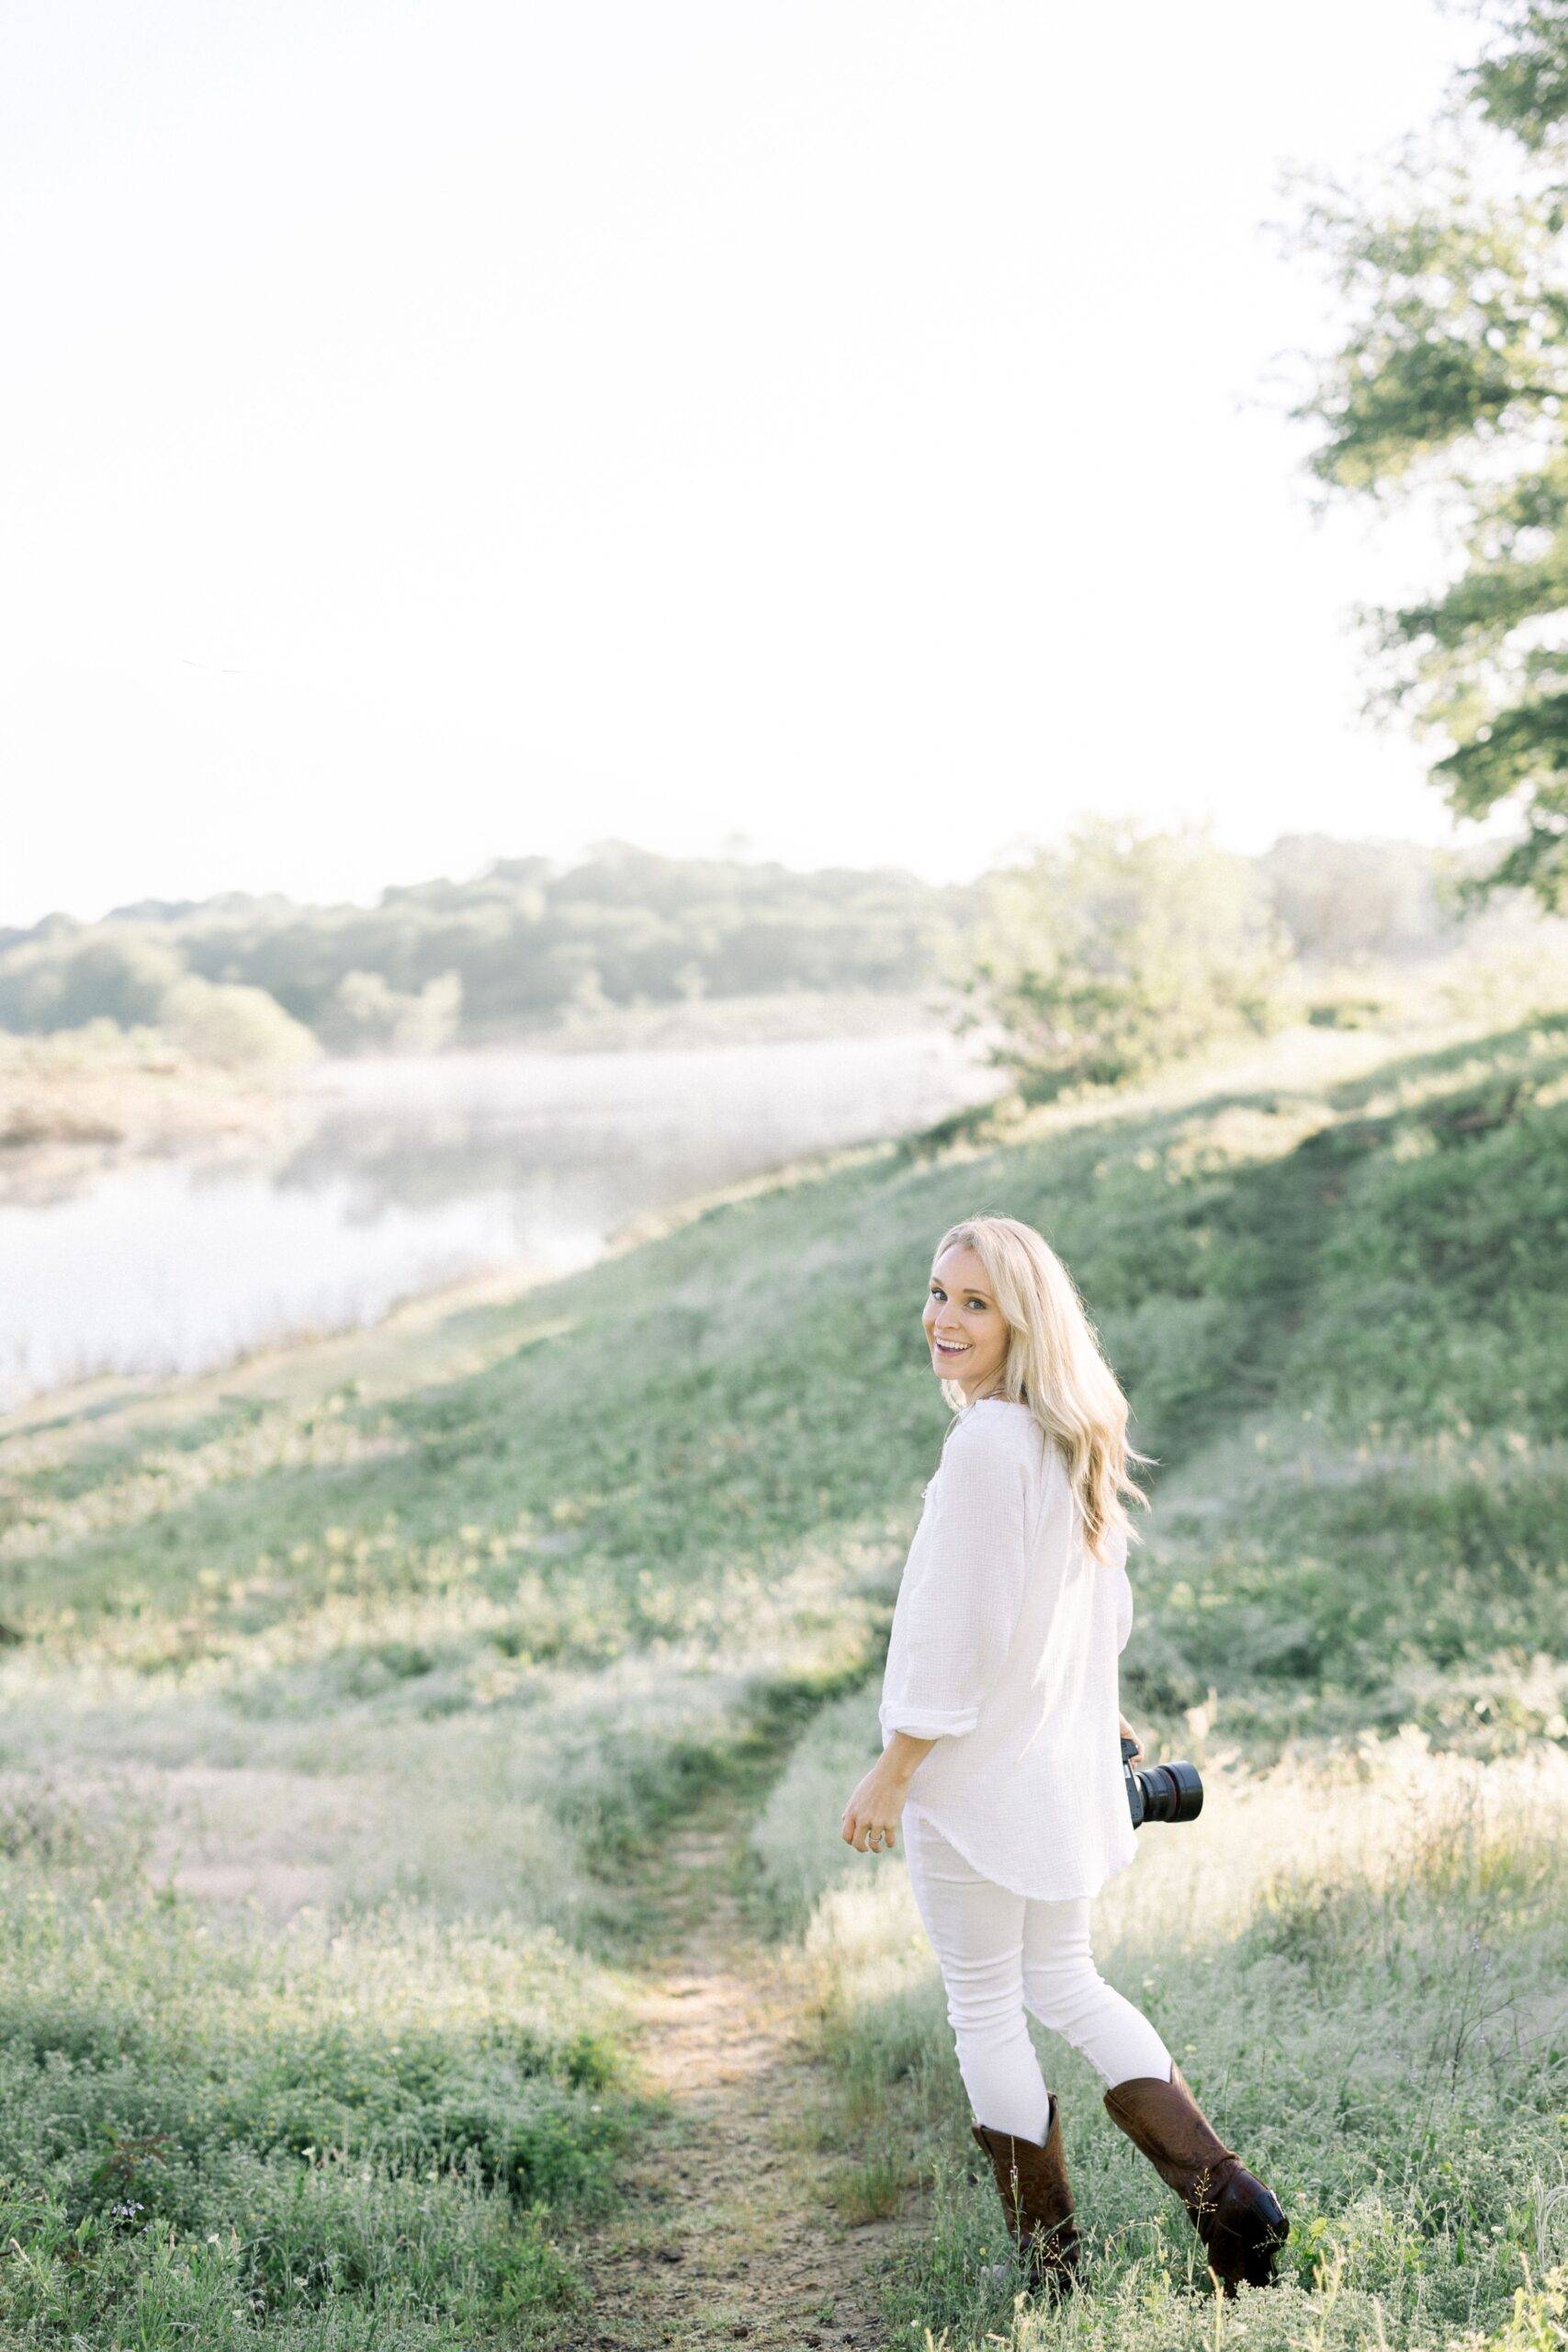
[560,1814,916,2352]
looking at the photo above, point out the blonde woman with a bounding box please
[840,1215,1287,2297]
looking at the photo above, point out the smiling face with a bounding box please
[923,1243,1010,1401]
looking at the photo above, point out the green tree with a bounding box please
[157,975,321,1070]
[1292,0,1568,905]
[953,819,1288,1102]
[319,968,464,1055]
[0,926,186,1032]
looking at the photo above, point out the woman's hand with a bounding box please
[841,1733,933,1852]
[1118,1712,1144,1762]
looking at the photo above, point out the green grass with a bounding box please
[0,1856,625,2343]
[3,1009,1568,2343]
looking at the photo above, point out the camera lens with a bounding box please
[1122,1741,1204,1830]
[1141,1760,1203,1825]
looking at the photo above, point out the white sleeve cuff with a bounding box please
[879,1701,978,1739]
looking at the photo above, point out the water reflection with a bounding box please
[0,1027,1001,1408]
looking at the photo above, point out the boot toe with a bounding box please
[1240,2187,1290,2288]
[1208,2177,1289,2291]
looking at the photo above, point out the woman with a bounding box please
[840,1215,1287,2297]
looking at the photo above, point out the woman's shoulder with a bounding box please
[945,1398,1047,1472]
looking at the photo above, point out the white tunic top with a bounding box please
[878,1396,1138,1902]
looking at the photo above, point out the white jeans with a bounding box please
[902,1805,1172,2143]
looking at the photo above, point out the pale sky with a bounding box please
[2,1,1485,928]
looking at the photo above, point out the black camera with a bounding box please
[1122,1736,1203,1828]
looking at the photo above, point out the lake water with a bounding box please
[0,1027,1003,1409]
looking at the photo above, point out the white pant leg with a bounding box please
[902,1806,1051,2141]
[1020,1891,1173,2088]
[904,1809,1173,2129]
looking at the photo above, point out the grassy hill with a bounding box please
[2,1010,1566,2347]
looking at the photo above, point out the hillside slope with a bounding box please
[2,1011,1565,2347]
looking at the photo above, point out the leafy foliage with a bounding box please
[1292,2,1568,905]
[952,818,1290,1100]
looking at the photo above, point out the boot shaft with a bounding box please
[1101,2064,1287,2294]
[1102,2062,1237,2208]
[970,2096,1079,2288]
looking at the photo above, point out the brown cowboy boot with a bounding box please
[971,2095,1080,2292]
[1102,2064,1287,2294]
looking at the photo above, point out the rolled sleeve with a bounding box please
[879,1417,1032,1743]
[879,1695,984,1739]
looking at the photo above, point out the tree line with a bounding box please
[0,827,1499,1091]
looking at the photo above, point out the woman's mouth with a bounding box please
[933,1338,971,1358]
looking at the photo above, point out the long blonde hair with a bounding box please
[931,1214,1150,1563]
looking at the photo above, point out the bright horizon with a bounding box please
[2,1,1486,931]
